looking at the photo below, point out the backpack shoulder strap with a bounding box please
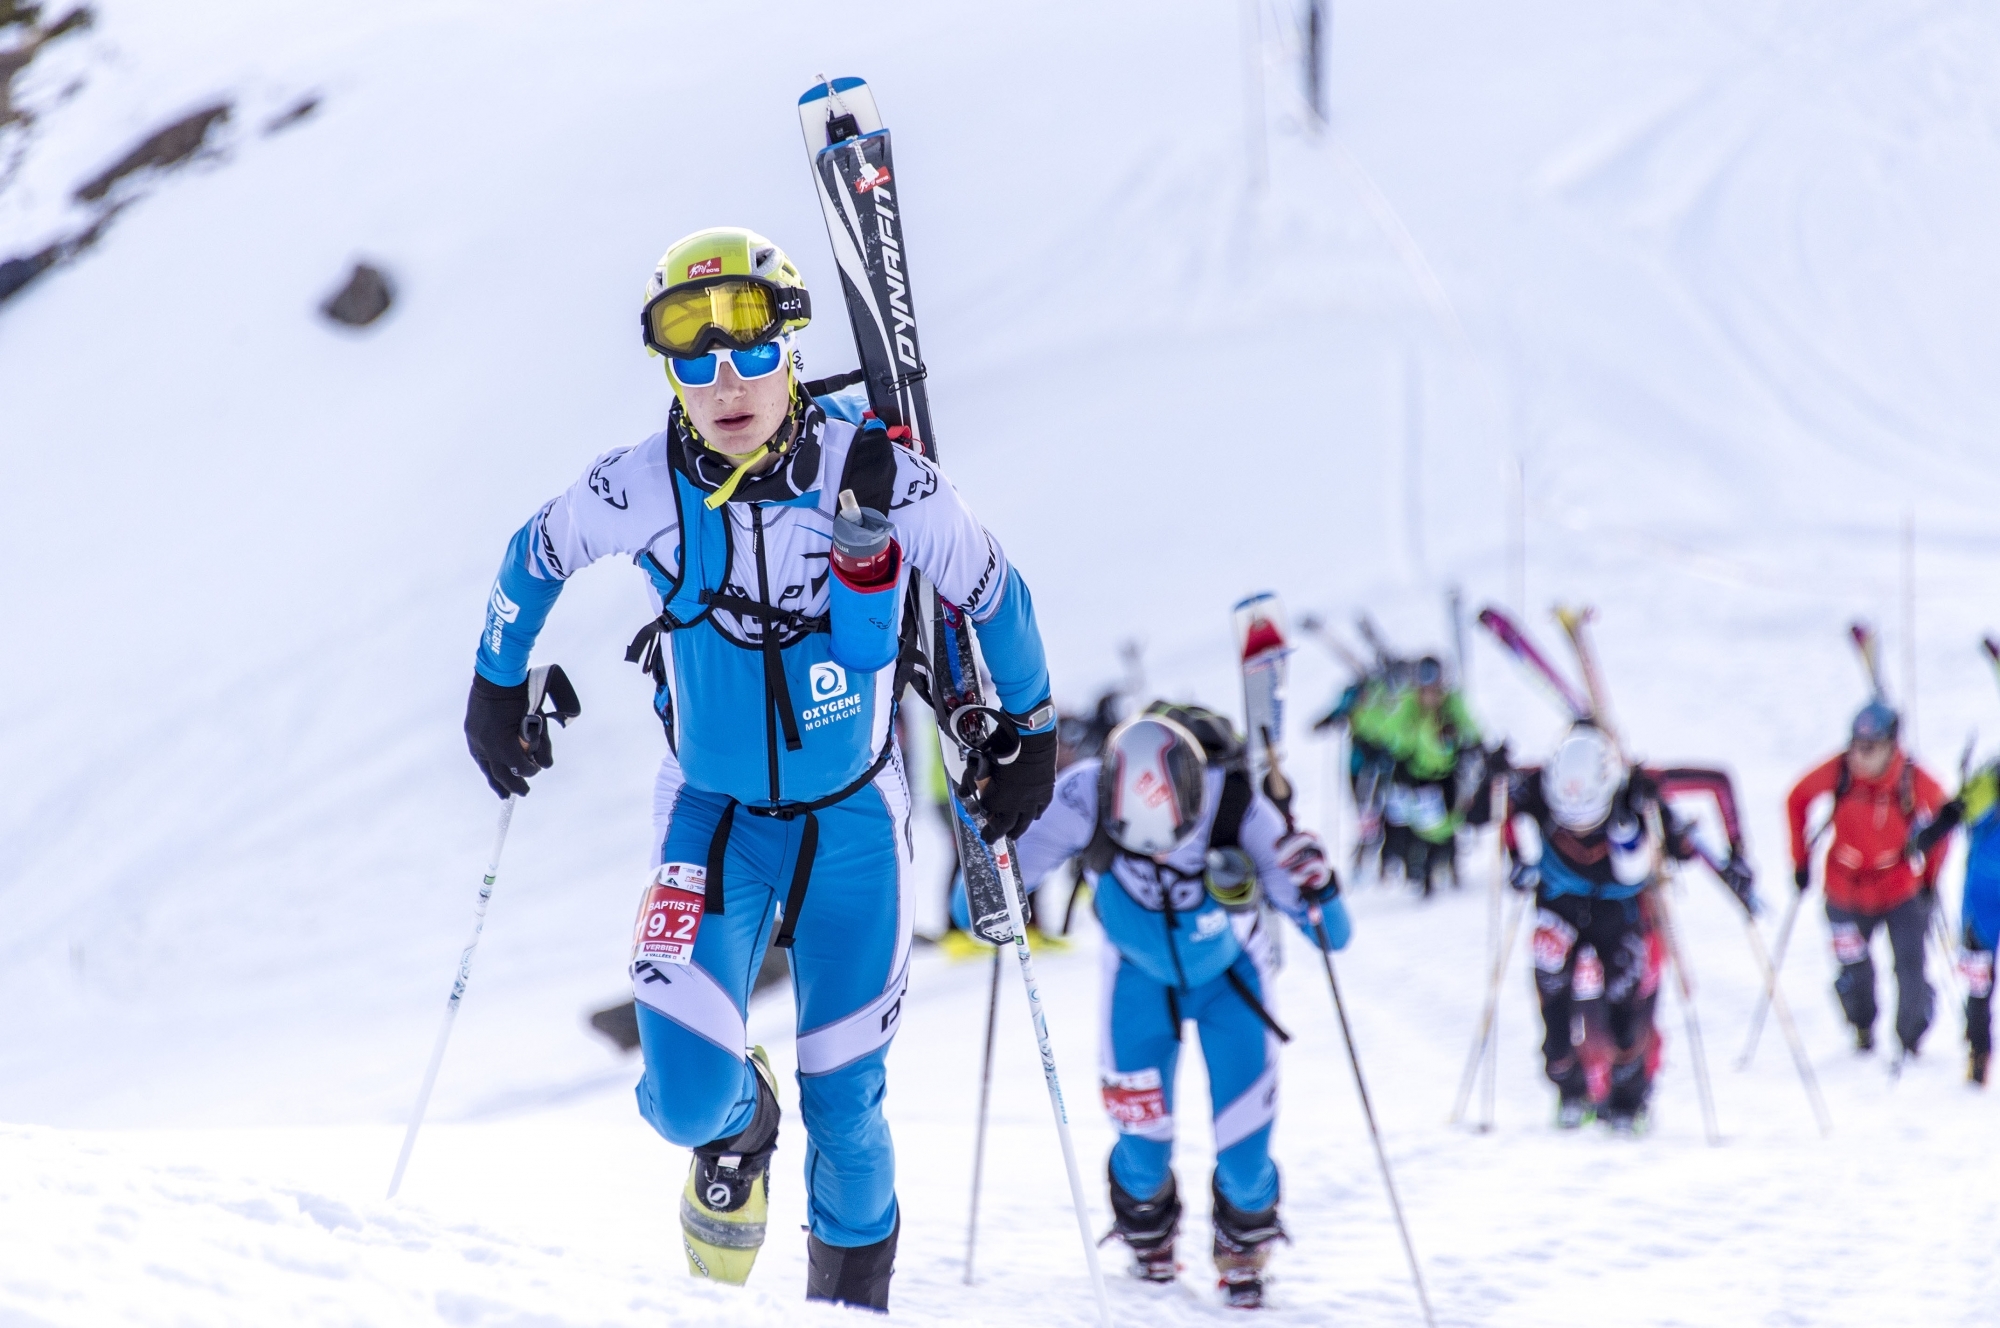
[1899,760,1916,819]
[1834,757,1852,802]
[1207,768,1254,851]
[1082,822,1119,877]
[836,422,898,513]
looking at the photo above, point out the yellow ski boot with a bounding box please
[937,927,989,962]
[681,1045,781,1284]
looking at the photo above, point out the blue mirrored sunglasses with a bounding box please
[669,338,788,388]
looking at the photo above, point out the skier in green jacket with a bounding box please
[1371,656,1485,894]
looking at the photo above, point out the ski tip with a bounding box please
[1231,591,1280,613]
[798,75,868,105]
[1983,635,2000,664]
[1553,603,1595,630]
[1849,620,1872,644]
[1241,616,1286,659]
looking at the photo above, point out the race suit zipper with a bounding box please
[750,504,790,802]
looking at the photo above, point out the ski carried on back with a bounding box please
[1236,592,1293,814]
[1476,606,1590,721]
[1852,621,1887,699]
[1554,605,1618,743]
[796,76,1111,1326]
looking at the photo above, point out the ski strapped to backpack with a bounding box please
[1477,606,1591,721]
[797,75,1111,1326]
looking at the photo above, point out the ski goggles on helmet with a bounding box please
[666,336,790,389]
[642,277,810,359]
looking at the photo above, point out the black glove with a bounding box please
[1908,797,1965,861]
[1718,853,1757,914]
[1621,767,1660,816]
[1793,862,1811,893]
[1508,860,1540,893]
[465,674,552,798]
[977,727,1058,842]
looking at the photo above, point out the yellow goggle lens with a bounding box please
[649,281,779,356]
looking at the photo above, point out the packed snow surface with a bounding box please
[5,0,2000,1323]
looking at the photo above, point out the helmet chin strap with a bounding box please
[694,378,803,510]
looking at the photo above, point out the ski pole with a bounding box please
[1738,877,1809,1068]
[1741,815,1830,1066]
[1313,913,1438,1328]
[1451,890,1529,1125]
[1929,900,1963,1007]
[388,796,515,1199]
[388,665,576,1200]
[1735,906,1832,1136]
[963,945,1003,1285]
[988,831,1114,1328]
[1479,775,1509,1131]
[1649,883,1722,1146]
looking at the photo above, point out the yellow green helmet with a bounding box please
[641,227,811,362]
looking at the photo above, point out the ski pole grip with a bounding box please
[948,704,1021,766]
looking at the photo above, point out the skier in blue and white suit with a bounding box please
[1011,706,1348,1307]
[461,228,1056,1312]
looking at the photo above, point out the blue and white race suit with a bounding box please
[1013,760,1351,1214]
[475,397,1051,1248]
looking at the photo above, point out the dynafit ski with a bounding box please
[1236,592,1293,812]
[797,77,1113,1327]
[1476,606,1590,721]
[797,77,932,450]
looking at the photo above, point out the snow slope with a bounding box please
[4,0,2000,1322]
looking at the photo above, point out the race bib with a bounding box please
[1532,910,1578,974]
[1573,945,1605,1001]
[1962,950,1995,999]
[1830,921,1867,966]
[1101,1068,1168,1130]
[633,862,708,968]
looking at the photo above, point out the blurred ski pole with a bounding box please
[1311,912,1437,1328]
[1453,773,1518,1129]
[1452,891,1528,1125]
[1735,900,1832,1135]
[963,945,1002,1283]
[1739,816,1830,1067]
[1646,828,1722,1147]
[1265,752,1436,1325]
[388,664,579,1199]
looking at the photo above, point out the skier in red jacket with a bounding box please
[1785,701,1946,1056]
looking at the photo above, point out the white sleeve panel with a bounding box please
[530,433,683,581]
[882,450,1011,619]
[1240,794,1306,917]
[1013,760,1102,888]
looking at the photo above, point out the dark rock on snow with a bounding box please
[320,262,395,328]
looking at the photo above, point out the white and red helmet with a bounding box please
[1543,724,1624,832]
[1098,714,1209,856]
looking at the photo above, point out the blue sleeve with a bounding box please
[1299,897,1353,951]
[814,388,870,425]
[473,520,566,686]
[970,566,1052,729]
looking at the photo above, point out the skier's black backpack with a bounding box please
[1079,701,1254,877]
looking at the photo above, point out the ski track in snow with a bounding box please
[6,0,2000,1322]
